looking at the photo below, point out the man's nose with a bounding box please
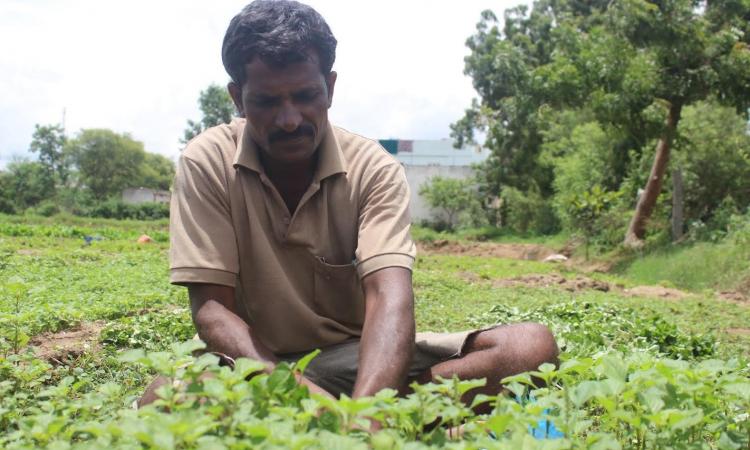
[274,101,302,132]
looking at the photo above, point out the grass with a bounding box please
[615,235,750,293]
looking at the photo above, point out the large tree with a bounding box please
[29,123,68,187]
[181,84,235,144]
[611,0,750,247]
[456,0,750,246]
[68,129,147,200]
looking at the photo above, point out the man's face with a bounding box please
[229,52,336,166]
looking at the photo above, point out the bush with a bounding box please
[84,199,169,220]
[419,176,484,230]
[27,200,61,217]
[500,186,560,235]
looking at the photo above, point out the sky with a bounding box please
[0,0,527,167]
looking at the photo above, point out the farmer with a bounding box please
[140,0,557,406]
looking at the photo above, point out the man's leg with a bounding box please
[414,322,559,412]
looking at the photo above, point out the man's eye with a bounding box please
[252,97,278,107]
[294,91,318,102]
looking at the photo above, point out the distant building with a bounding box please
[122,187,171,204]
[379,139,489,222]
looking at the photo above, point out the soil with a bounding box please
[717,290,749,305]
[418,240,558,261]
[622,285,692,300]
[725,328,750,336]
[493,273,612,292]
[489,273,698,300]
[29,321,105,365]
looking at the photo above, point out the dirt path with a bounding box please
[418,240,558,261]
[489,273,694,300]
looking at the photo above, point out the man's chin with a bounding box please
[267,142,317,165]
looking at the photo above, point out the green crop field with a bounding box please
[1,215,749,449]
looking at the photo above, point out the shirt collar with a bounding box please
[233,119,347,181]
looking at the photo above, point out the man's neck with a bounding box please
[260,152,317,214]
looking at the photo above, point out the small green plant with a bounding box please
[419,176,483,231]
[567,186,620,259]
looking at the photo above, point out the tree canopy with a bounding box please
[182,84,235,144]
[454,0,750,245]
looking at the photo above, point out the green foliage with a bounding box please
[471,299,715,360]
[419,176,483,230]
[566,186,621,258]
[182,84,235,144]
[2,216,750,448]
[499,186,560,235]
[68,129,148,200]
[621,209,750,293]
[84,199,170,221]
[29,123,69,187]
[456,0,750,248]
[673,100,750,227]
[0,160,56,210]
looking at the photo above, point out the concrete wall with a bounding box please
[122,188,171,204]
[402,165,475,222]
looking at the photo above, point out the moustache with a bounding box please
[269,124,315,143]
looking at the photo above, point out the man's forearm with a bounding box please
[193,299,279,370]
[352,292,415,398]
[193,299,335,398]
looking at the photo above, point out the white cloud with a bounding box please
[0,0,525,167]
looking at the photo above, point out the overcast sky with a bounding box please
[0,0,526,167]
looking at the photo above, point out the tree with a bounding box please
[68,129,147,200]
[610,0,750,247]
[419,176,480,230]
[1,160,56,210]
[181,84,235,144]
[136,153,175,191]
[456,0,750,247]
[29,124,68,187]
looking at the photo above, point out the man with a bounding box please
[141,0,557,406]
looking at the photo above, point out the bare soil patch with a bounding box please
[622,286,693,300]
[418,240,558,261]
[491,273,699,300]
[493,273,612,292]
[30,321,105,365]
[725,328,750,336]
[717,290,749,305]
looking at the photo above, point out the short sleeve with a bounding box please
[355,162,416,279]
[169,153,239,287]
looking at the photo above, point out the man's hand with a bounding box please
[188,283,335,398]
[351,267,415,398]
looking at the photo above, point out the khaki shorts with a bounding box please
[276,330,480,398]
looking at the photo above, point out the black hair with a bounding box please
[222,0,337,85]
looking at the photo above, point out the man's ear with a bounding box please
[228,82,245,117]
[325,71,337,108]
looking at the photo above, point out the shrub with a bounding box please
[419,176,483,230]
[500,186,560,235]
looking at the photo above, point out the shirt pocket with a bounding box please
[312,256,365,328]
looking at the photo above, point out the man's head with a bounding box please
[223,0,338,165]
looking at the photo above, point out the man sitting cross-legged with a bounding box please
[140,0,558,410]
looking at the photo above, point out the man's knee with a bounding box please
[519,322,559,365]
[477,322,559,366]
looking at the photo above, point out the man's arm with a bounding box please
[188,283,334,397]
[351,267,415,398]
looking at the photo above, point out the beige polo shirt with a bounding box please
[170,118,416,354]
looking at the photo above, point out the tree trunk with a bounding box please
[624,102,682,248]
[671,167,684,242]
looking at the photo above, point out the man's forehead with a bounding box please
[242,52,326,92]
